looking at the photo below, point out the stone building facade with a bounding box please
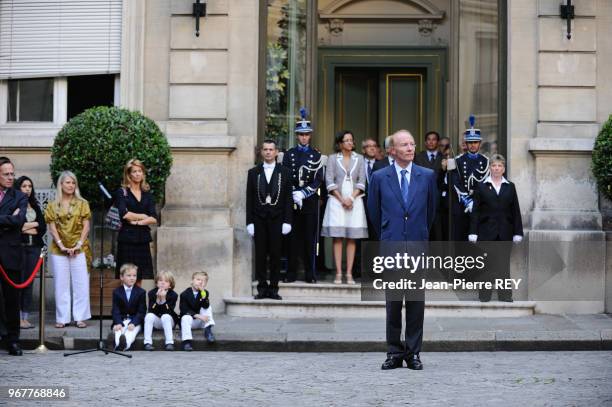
[1,0,610,314]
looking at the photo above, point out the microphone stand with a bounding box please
[64,182,130,358]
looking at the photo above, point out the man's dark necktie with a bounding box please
[367,161,372,180]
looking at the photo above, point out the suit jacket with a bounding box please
[179,287,210,318]
[147,288,179,325]
[414,150,443,174]
[325,152,366,193]
[469,179,523,241]
[111,285,147,326]
[372,156,393,172]
[0,188,28,270]
[246,163,293,225]
[282,146,324,214]
[367,163,437,241]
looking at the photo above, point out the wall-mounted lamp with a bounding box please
[560,0,575,40]
[193,0,207,37]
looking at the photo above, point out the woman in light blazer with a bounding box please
[321,130,368,284]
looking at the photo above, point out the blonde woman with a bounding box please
[115,159,158,282]
[44,171,92,328]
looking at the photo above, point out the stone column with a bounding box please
[148,0,258,311]
[524,0,605,313]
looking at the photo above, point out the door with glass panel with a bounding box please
[334,67,427,150]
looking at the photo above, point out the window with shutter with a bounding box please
[0,0,122,79]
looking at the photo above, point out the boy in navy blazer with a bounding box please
[143,270,179,351]
[111,263,146,351]
[179,271,215,351]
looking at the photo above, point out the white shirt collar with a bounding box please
[263,162,275,170]
[484,175,509,184]
[394,161,413,177]
[123,284,133,291]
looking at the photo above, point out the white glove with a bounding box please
[282,223,292,235]
[468,234,478,243]
[247,224,254,237]
[292,190,304,204]
[512,235,523,243]
[464,201,473,213]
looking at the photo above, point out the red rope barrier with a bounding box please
[0,254,43,289]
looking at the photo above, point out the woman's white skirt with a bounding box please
[321,177,368,239]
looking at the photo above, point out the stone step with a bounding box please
[224,297,537,318]
[251,282,480,301]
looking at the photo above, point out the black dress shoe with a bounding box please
[143,343,154,351]
[116,334,127,351]
[405,354,423,370]
[268,293,282,300]
[8,343,23,356]
[254,293,267,300]
[305,279,317,284]
[204,326,216,343]
[381,357,404,370]
[182,341,193,351]
[283,278,296,283]
[165,343,175,351]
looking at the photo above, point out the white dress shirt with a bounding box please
[123,285,133,302]
[263,162,275,183]
[484,175,509,195]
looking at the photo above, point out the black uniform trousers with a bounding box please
[0,266,21,343]
[254,216,283,295]
[287,209,317,282]
[478,239,513,301]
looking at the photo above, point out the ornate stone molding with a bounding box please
[328,19,345,36]
[319,0,445,21]
[418,19,436,37]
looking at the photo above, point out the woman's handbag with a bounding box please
[104,188,127,231]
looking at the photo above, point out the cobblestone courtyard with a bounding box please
[1,351,611,406]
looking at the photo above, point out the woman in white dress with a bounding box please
[321,130,368,284]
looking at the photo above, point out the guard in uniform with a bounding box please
[449,116,490,241]
[246,140,293,300]
[282,109,324,283]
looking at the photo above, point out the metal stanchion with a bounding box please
[33,248,48,353]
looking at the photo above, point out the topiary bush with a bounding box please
[50,106,173,208]
[593,114,612,202]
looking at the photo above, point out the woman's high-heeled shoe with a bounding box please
[346,275,356,285]
[334,274,342,284]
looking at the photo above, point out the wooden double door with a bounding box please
[334,67,427,151]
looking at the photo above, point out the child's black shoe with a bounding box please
[182,341,193,351]
[204,326,216,343]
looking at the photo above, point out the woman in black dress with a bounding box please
[115,159,158,282]
[15,176,46,329]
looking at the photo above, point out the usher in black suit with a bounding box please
[0,187,27,349]
[246,163,293,297]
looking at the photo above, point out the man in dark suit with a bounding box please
[282,109,324,283]
[368,130,437,371]
[247,139,293,300]
[0,157,27,356]
[372,135,394,172]
[414,131,445,241]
